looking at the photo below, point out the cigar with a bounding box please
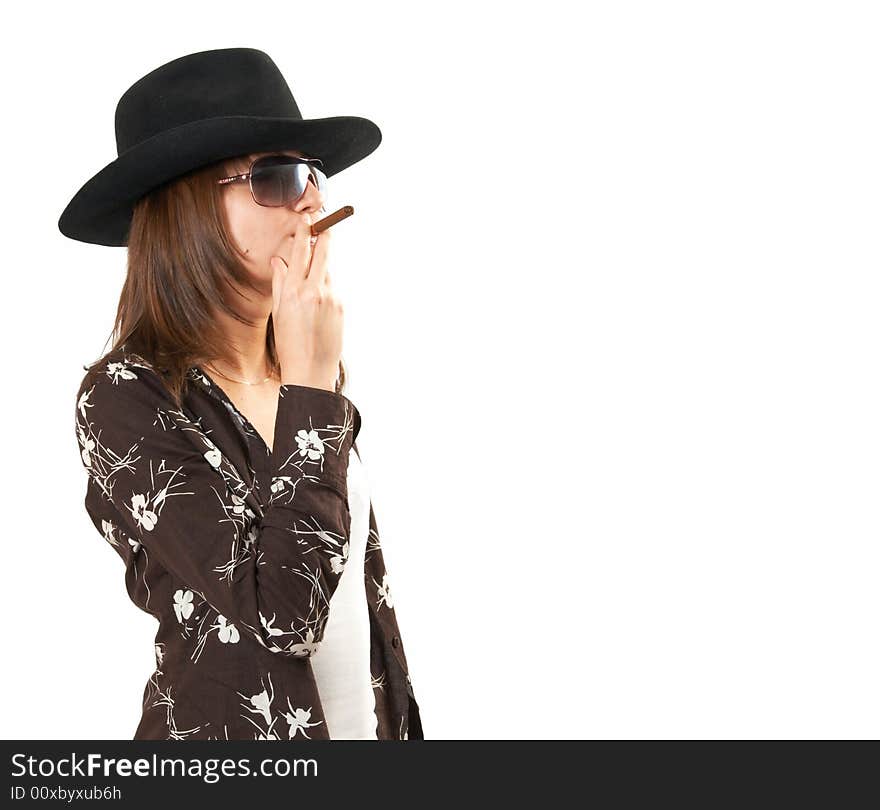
[311,205,355,236]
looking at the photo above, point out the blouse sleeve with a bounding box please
[74,364,360,658]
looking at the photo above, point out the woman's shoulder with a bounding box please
[76,345,175,411]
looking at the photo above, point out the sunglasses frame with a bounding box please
[217,154,327,207]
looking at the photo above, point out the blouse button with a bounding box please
[392,635,401,648]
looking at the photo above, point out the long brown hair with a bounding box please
[85,152,347,410]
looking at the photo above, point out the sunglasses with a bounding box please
[217,154,328,207]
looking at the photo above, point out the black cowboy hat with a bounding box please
[58,47,382,247]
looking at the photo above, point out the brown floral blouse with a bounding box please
[73,345,423,740]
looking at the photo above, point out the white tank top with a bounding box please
[309,446,378,739]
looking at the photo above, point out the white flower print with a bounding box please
[270,475,294,494]
[283,697,322,739]
[235,671,324,740]
[105,361,139,383]
[230,493,246,515]
[375,573,393,610]
[238,672,280,738]
[215,614,240,644]
[101,519,120,548]
[77,424,95,467]
[295,428,325,461]
[128,536,141,553]
[288,627,320,657]
[259,611,285,638]
[247,687,274,726]
[129,493,158,531]
[173,589,195,623]
[76,390,93,423]
[329,541,349,574]
[202,436,222,469]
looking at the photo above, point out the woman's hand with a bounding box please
[270,213,343,392]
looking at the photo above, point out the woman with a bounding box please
[60,48,423,740]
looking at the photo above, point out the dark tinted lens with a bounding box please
[312,166,328,196]
[250,156,309,206]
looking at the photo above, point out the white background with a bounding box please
[2,0,878,739]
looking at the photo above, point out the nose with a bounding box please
[292,172,326,215]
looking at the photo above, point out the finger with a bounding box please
[288,213,314,283]
[305,225,331,287]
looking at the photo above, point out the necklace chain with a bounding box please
[204,360,275,386]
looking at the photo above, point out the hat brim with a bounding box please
[58,115,381,247]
